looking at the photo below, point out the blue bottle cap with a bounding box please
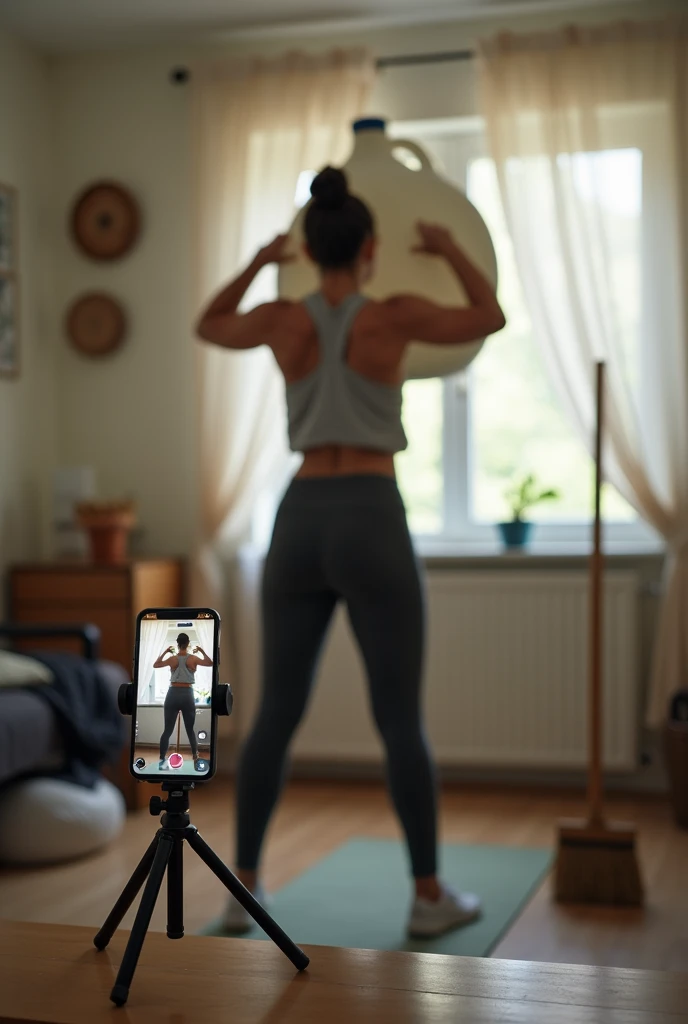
[353,117,387,133]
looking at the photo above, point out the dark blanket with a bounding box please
[27,651,126,787]
[670,690,688,722]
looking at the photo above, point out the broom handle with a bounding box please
[588,361,605,828]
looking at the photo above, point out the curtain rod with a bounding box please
[169,48,475,83]
[377,48,474,69]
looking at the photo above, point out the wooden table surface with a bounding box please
[1,920,687,1024]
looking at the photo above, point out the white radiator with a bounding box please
[234,558,640,772]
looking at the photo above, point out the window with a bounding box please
[390,118,657,549]
[287,121,658,552]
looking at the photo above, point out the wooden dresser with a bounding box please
[9,559,185,808]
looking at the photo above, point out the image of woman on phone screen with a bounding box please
[154,632,213,771]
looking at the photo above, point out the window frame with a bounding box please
[389,116,662,554]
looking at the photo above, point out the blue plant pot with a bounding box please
[497,519,533,549]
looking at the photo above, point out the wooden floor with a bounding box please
[1,779,686,972]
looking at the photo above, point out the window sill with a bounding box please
[138,702,212,708]
[416,537,666,566]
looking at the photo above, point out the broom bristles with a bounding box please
[554,820,644,906]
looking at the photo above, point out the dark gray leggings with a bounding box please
[159,686,198,760]
[236,475,437,878]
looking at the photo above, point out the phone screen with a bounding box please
[131,609,219,781]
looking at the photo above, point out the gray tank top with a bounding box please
[170,654,194,684]
[286,292,407,455]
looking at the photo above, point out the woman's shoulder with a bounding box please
[354,296,413,335]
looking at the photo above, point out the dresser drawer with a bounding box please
[12,570,129,605]
[13,606,132,665]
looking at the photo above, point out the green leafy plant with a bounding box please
[504,474,560,521]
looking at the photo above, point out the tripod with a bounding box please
[94,783,309,1006]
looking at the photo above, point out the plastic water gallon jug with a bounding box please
[278,117,498,380]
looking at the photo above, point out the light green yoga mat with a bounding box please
[201,839,552,956]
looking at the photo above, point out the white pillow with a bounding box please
[0,777,126,864]
[0,650,53,688]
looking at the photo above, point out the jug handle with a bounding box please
[390,139,434,173]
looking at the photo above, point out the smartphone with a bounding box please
[131,607,220,783]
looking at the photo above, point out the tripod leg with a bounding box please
[167,836,184,939]
[186,829,310,971]
[110,833,174,1007]
[94,834,159,950]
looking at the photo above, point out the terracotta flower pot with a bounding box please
[76,502,136,565]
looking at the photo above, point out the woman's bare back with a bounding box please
[269,298,406,477]
[271,297,406,387]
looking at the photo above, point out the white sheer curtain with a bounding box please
[137,619,169,701]
[478,19,688,726]
[194,618,215,661]
[190,50,375,624]
[193,618,216,694]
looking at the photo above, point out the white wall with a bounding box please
[0,27,57,612]
[52,58,196,559]
[48,1,684,564]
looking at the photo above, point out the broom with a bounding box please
[553,361,644,906]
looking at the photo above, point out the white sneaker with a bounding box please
[221,883,270,934]
[407,886,482,937]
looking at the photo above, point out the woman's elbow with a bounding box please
[195,316,212,341]
[487,307,506,335]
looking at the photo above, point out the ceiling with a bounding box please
[0,0,640,53]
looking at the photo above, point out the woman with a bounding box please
[196,167,505,936]
[154,633,214,772]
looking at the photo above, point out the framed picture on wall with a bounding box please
[0,272,19,378]
[0,185,19,377]
[0,183,17,272]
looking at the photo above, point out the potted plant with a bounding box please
[75,500,137,564]
[498,474,559,549]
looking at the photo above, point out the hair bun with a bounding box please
[310,166,349,210]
